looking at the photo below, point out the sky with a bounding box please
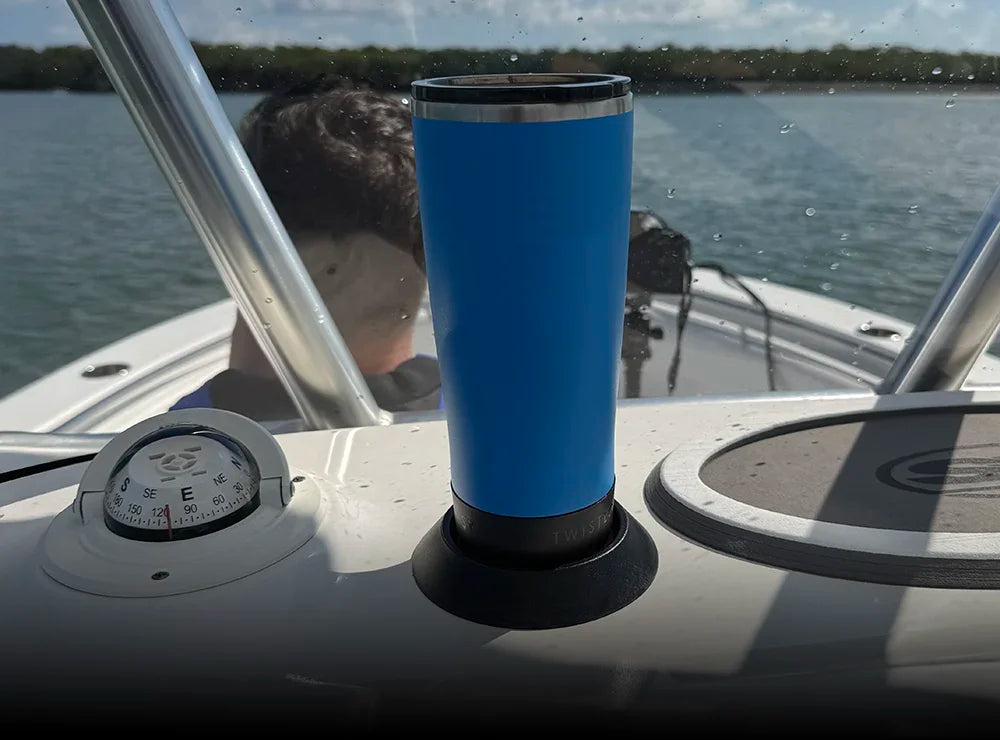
[3,0,1000,53]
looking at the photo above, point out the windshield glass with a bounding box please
[2,0,1000,438]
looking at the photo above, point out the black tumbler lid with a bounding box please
[411,73,631,105]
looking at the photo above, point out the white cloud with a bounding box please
[176,0,848,49]
[877,1,971,36]
[494,0,789,27]
[791,10,850,43]
[487,0,844,41]
[46,23,86,43]
[915,0,964,16]
[255,0,818,31]
[712,1,815,31]
[175,3,353,46]
[261,0,415,21]
[763,1,802,20]
[7,0,1000,52]
[865,0,991,50]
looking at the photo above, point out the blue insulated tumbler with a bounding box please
[411,74,633,563]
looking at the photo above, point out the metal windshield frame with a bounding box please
[67,0,382,430]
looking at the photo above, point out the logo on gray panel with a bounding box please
[877,443,1000,496]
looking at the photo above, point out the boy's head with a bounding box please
[233,78,426,375]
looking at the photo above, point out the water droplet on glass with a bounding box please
[509,53,518,62]
[890,333,902,342]
[235,6,242,12]
[400,311,410,320]
[908,204,920,214]
[827,87,836,94]
[849,304,857,310]
[820,282,833,292]
[932,66,943,75]
[400,97,409,105]
[577,16,583,22]
[945,98,956,108]
[967,73,976,80]
[805,207,816,216]
[409,426,421,433]
[712,233,723,241]
[829,262,840,271]
[666,188,676,199]
[263,322,271,330]
[779,122,794,134]
[264,297,273,304]
[660,46,669,51]
[839,233,849,241]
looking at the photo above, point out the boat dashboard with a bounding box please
[4,388,1000,732]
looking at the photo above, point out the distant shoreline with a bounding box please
[10,81,1000,97]
[631,80,1000,95]
[730,80,1000,95]
[4,43,1000,94]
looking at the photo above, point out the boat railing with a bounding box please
[0,432,112,459]
[879,184,1000,392]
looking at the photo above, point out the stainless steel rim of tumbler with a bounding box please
[411,94,633,123]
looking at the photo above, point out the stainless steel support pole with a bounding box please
[880,186,1000,393]
[67,0,382,428]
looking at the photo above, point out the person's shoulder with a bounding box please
[369,355,441,412]
[169,379,215,411]
[170,369,302,423]
[401,354,439,373]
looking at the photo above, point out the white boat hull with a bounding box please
[5,270,997,440]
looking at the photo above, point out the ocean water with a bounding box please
[2,89,998,398]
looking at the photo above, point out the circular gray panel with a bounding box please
[701,409,1000,532]
[646,406,1000,587]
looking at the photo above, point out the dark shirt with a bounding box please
[170,355,442,423]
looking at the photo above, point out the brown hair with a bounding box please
[240,77,424,270]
